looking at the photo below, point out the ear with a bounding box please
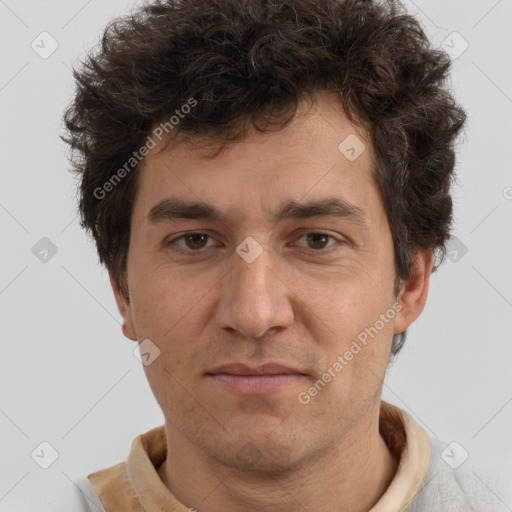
[109,270,137,341]
[393,248,434,335]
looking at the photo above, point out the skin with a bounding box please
[110,90,433,512]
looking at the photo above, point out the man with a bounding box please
[48,0,506,510]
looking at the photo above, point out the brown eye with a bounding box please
[305,233,330,250]
[183,233,209,250]
[166,232,216,254]
[293,231,347,255]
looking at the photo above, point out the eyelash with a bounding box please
[165,231,348,257]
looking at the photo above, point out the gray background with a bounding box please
[1,0,511,508]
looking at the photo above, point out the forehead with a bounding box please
[134,91,378,223]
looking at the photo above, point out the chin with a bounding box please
[205,429,314,473]
[215,446,304,473]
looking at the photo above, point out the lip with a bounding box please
[207,363,306,376]
[206,363,307,395]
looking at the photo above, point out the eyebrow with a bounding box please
[147,197,368,228]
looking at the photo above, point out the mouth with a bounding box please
[205,363,308,395]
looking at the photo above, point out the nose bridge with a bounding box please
[234,250,274,301]
[216,244,294,339]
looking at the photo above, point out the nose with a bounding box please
[215,246,294,340]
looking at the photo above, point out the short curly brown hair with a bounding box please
[62,0,467,355]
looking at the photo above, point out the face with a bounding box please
[112,91,428,471]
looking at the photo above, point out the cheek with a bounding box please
[296,266,390,327]
[130,274,215,381]
[129,262,204,336]
[294,268,396,381]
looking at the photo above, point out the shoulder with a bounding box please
[406,438,512,512]
[4,474,105,512]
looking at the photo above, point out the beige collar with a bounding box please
[370,402,432,511]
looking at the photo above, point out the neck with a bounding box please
[157,401,399,512]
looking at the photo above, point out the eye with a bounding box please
[294,232,346,253]
[166,232,217,253]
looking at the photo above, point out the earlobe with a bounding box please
[109,270,138,341]
[393,249,434,335]
[121,322,137,341]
